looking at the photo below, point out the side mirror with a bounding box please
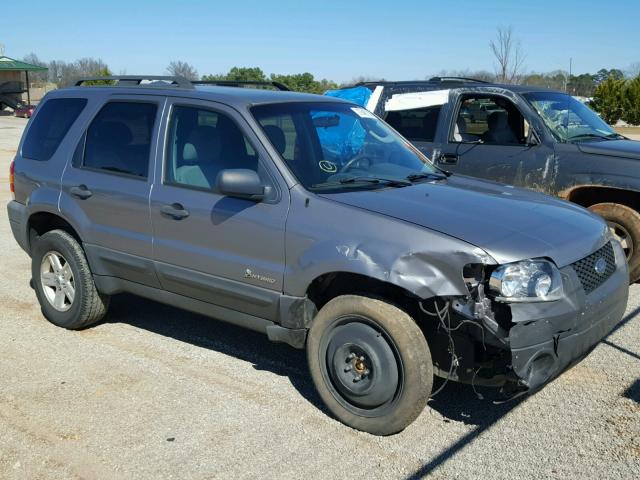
[216,169,266,201]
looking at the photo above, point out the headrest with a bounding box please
[93,120,132,146]
[182,126,220,164]
[488,111,508,129]
[262,125,286,155]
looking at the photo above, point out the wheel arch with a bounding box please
[562,185,640,211]
[27,211,83,253]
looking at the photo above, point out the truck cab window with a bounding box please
[453,96,527,145]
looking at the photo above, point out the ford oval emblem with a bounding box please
[594,257,607,275]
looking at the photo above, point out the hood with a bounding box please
[320,175,609,267]
[577,139,640,161]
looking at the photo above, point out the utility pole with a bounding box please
[568,57,573,94]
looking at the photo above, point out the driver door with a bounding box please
[437,94,552,187]
[149,98,289,321]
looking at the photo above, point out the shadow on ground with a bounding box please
[102,294,638,479]
[104,294,522,426]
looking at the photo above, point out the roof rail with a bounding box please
[75,75,193,88]
[193,80,290,91]
[428,76,489,84]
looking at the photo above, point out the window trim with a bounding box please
[75,99,160,180]
[161,102,273,197]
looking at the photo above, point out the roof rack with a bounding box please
[428,76,489,84]
[75,75,193,88]
[354,77,489,88]
[193,80,290,91]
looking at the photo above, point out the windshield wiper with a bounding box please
[568,133,611,141]
[314,176,412,189]
[406,172,448,182]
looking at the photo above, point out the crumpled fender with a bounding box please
[283,186,496,299]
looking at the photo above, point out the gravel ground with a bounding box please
[0,113,638,479]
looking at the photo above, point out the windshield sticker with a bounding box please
[351,107,377,119]
[319,160,338,173]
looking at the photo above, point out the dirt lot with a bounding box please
[615,126,640,141]
[0,114,639,479]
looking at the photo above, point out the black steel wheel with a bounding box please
[307,295,433,435]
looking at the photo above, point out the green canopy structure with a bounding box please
[0,55,48,107]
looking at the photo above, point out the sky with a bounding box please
[1,0,639,83]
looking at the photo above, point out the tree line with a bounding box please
[20,52,640,125]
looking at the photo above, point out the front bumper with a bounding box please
[508,240,629,391]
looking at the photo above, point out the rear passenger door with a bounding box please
[59,96,165,287]
[149,98,289,321]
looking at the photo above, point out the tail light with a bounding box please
[9,160,15,198]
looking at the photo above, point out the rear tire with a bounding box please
[307,295,433,435]
[589,203,640,283]
[31,230,110,329]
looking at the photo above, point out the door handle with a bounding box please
[439,153,459,165]
[160,203,190,220]
[70,185,92,199]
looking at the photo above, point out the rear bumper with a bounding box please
[7,200,29,254]
[508,240,629,391]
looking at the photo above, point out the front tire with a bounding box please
[31,230,110,329]
[307,295,433,435]
[589,203,640,283]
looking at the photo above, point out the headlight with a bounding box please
[489,259,563,302]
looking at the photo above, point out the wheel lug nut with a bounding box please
[358,356,365,362]
[344,365,352,372]
[353,375,361,383]
[347,353,356,361]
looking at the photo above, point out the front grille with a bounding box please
[571,242,616,294]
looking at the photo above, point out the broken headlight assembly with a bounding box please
[489,259,563,302]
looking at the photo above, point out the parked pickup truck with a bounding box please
[327,78,640,282]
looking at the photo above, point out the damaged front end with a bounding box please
[422,240,629,397]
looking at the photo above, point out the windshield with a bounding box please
[251,102,439,192]
[523,92,616,142]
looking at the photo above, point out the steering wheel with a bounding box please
[340,154,373,173]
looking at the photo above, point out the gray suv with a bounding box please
[7,76,629,435]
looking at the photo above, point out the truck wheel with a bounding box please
[589,203,640,283]
[31,230,110,329]
[307,295,433,435]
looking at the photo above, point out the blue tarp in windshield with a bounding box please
[315,87,373,164]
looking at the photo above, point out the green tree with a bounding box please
[592,76,626,124]
[622,76,640,125]
[270,72,337,93]
[202,67,267,82]
[83,67,114,85]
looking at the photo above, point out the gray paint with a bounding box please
[7,80,630,391]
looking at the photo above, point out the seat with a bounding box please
[86,120,133,173]
[262,125,286,155]
[216,116,257,171]
[175,126,221,189]
[484,111,518,144]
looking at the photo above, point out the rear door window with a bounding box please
[384,106,441,142]
[22,98,87,161]
[82,102,157,178]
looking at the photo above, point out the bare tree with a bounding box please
[626,62,640,79]
[166,61,198,80]
[489,26,525,84]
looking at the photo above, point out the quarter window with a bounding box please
[83,102,157,178]
[22,98,87,161]
[165,106,259,190]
